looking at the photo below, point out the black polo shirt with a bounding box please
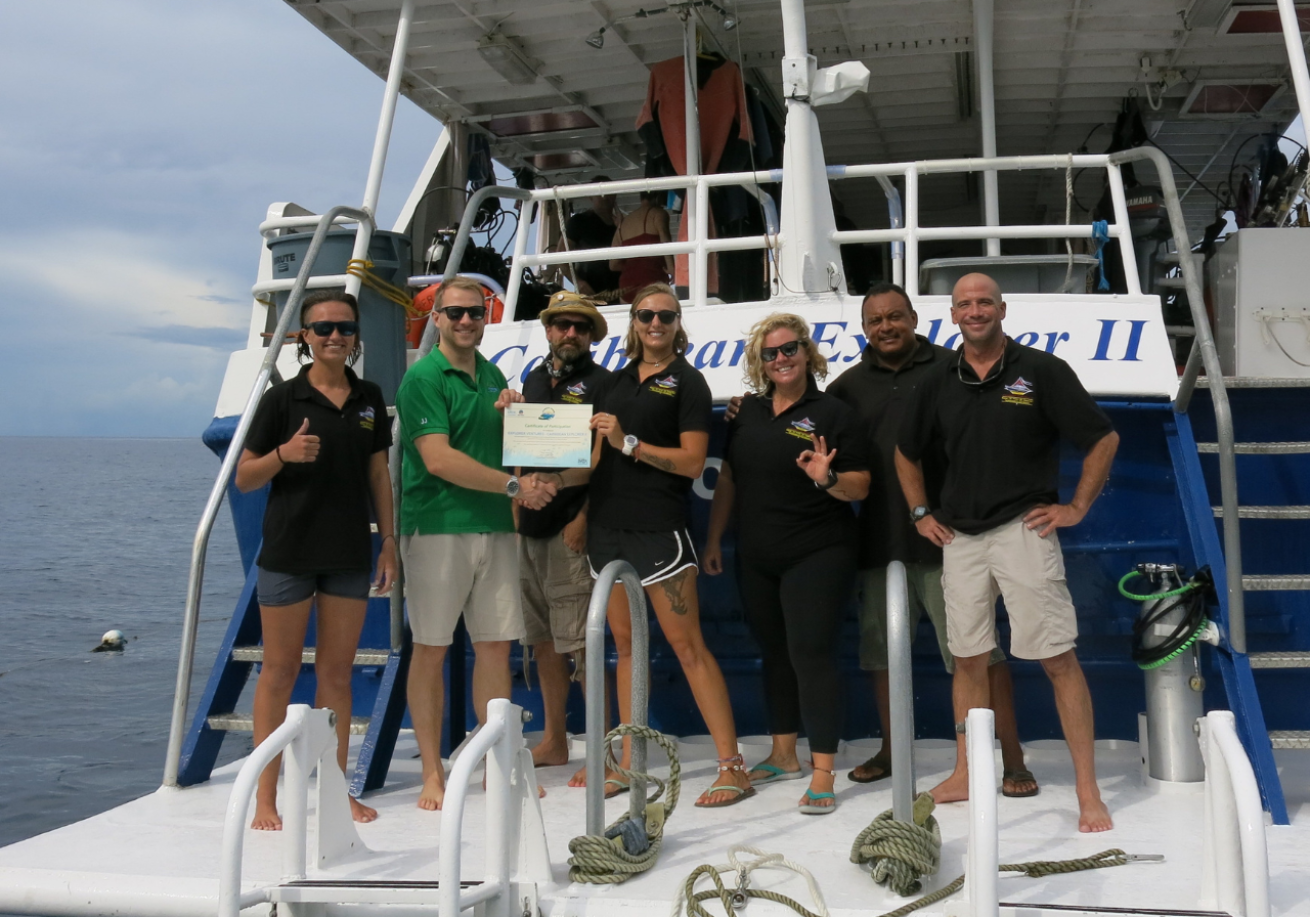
[724,377,867,563]
[590,354,712,532]
[828,336,951,569]
[246,365,392,574]
[517,356,613,539]
[899,338,1114,536]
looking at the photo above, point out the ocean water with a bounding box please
[0,437,249,847]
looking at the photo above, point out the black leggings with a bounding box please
[737,542,857,754]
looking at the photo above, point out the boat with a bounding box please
[2,0,1309,914]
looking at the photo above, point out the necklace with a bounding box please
[642,355,670,366]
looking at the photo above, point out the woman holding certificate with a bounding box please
[703,313,870,815]
[586,282,753,809]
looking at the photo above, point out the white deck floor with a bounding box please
[2,735,1309,917]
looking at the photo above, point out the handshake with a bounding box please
[513,472,561,511]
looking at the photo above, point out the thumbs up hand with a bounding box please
[281,418,321,463]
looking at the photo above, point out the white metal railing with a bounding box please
[962,708,999,917]
[1199,711,1271,917]
[886,561,917,824]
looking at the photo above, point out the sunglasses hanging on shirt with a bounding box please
[761,340,803,363]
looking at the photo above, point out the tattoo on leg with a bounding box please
[660,569,692,616]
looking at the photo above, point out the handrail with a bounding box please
[439,699,511,917]
[1200,711,1270,917]
[163,206,374,788]
[886,561,916,823]
[585,560,649,837]
[1107,146,1247,653]
[964,707,999,917]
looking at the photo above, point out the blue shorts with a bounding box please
[256,567,371,606]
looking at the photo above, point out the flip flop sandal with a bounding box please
[798,788,838,815]
[847,755,893,784]
[604,778,630,799]
[748,762,804,785]
[694,754,758,808]
[1002,768,1040,798]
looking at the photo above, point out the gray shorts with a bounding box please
[520,531,592,654]
[858,563,1005,672]
[256,567,371,606]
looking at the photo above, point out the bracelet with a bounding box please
[275,444,285,463]
[380,534,396,545]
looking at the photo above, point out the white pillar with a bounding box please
[1276,0,1310,152]
[682,14,701,300]
[973,0,1000,257]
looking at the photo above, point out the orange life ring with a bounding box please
[406,282,505,348]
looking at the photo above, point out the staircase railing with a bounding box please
[1199,710,1271,917]
[163,207,374,789]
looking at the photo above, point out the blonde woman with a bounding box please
[704,313,870,815]
[585,283,752,808]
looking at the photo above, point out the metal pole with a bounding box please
[585,561,648,837]
[1106,165,1143,296]
[875,175,905,287]
[682,12,702,299]
[1276,0,1310,152]
[387,413,405,653]
[965,707,999,917]
[343,0,416,300]
[163,206,373,788]
[973,0,1000,257]
[904,167,920,297]
[886,561,917,822]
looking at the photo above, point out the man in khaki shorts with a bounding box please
[514,292,613,773]
[896,273,1119,833]
[396,276,557,811]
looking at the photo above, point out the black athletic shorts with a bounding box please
[256,567,371,606]
[587,524,699,585]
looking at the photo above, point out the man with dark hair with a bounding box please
[564,177,623,302]
[897,272,1118,833]
[827,283,1032,796]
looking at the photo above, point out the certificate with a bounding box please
[502,403,593,469]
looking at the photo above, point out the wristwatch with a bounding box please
[815,468,839,491]
[505,475,521,498]
[910,505,931,523]
[622,434,640,457]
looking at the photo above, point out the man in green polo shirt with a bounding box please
[397,276,556,811]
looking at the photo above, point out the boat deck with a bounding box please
[3,736,1310,917]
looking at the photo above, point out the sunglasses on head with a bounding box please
[304,320,359,337]
[761,340,803,362]
[634,308,680,325]
[440,305,487,322]
[550,318,593,333]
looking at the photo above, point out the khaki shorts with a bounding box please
[520,531,592,654]
[941,514,1078,661]
[858,563,1006,673]
[402,532,524,646]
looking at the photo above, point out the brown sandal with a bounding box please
[695,754,758,808]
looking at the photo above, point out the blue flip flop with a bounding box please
[798,788,837,815]
[748,762,804,786]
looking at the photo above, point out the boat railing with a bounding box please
[162,206,374,789]
[584,560,650,837]
[1199,711,1271,917]
[886,561,917,823]
[962,707,999,917]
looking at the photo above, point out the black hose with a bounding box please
[1123,568,1213,670]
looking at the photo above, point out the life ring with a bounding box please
[406,282,505,348]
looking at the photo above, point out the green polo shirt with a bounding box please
[396,347,515,535]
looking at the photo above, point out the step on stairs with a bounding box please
[1196,437,1310,762]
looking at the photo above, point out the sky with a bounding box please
[0,1,440,436]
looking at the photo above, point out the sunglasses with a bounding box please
[304,320,359,337]
[550,318,593,333]
[633,309,680,325]
[761,340,803,362]
[440,305,487,322]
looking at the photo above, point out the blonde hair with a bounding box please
[743,312,828,393]
[436,275,488,308]
[623,283,689,360]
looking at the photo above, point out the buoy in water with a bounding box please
[92,629,126,653]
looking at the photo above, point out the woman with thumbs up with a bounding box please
[236,289,397,831]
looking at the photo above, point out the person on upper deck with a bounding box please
[235,289,397,831]
[826,282,1034,798]
[585,282,754,807]
[563,177,623,303]
[704,313,870,815]
[395,276,557,811]
[896,272,1119,833]
[610,192,674,304]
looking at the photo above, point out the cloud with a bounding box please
[124,325,247,351]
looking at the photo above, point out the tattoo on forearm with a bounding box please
[643,451,677,472]
[660,568,693,615]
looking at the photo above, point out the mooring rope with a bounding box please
[673,845,830,917]
[566,724,681,885]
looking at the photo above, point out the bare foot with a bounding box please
[696,768,753,807]
[929,771,970,804]
[1078,790,1113,833]
[1002,769,1039,797]
[531,739,570,768]
[568,764,625,795]
[251,800,282,831]
[800,770,836,810]
[849,753,892,783]
[418,772,446,811]
[350,796,378,823]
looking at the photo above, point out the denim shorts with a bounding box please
[256,567,371,606]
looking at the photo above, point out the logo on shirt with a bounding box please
[1002,376,1035,406]
[358,406,376,431]
[786,417,818,442]
[561,380,588,404]
[649,374,679,397]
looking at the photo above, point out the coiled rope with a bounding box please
[566,724,680,884]
[850,792,942,897]
[345,259,420,316]
[674,845,830,917]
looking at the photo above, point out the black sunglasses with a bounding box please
[761,340,803,362]
[304,320,359,337]
[550,318,593,333]
[440,305,487,322]
[634,308,680,325]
